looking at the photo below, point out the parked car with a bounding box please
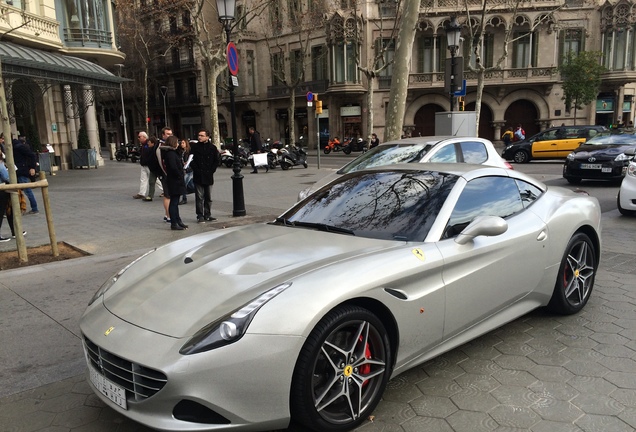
[563,132,636,184]
[299,136,511,200]
[80,163,601,432]
[618,148,636,215]
[502,125,608,163]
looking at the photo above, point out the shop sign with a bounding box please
[340,106,361,116]
[596,98,614,112]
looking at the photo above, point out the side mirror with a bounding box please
[455,216,508,245]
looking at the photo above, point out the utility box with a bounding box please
[435,112,477,137]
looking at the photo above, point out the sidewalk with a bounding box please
[1,155,636,431]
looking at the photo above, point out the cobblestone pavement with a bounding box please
[1,155,636,432]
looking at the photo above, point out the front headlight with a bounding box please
[615,153,631,162]
[566,153,575,161]
[87,249,156,306]
[628,163,636,177]
[180,282,292,355]
[504,145,512,151]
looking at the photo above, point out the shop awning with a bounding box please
[0,41,122,89]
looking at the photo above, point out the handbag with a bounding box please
[253,152,268,167]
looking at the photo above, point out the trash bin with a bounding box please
[38,152,54,174]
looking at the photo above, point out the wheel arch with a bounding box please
[574,224,601,267]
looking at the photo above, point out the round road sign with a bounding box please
[227,42,239,76]
[306,91,313,102]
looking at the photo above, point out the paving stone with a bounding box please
[52,405,101,428]
[575,414,634,432]
[455,373,501,392]
[567,376,617,396]
[409,394,458,418]
[571,393,625,416]
[529,381,579,402]
[451,389,499,412]
[492,369,538,387]
[529,419,584,431]
[446,410,499,432]
[563,360,610,377]
[489,404,541,429]
[491,385,541,407]
[401,415,454,432]
[415,377,462,397]
[531,399,584,423]
[610,388,636,407]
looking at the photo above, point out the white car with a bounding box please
[300,136,511,200]
[618,148,636,215]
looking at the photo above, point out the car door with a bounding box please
[531,129,560,159]
[435,176,548,340]
[557,127,587,157]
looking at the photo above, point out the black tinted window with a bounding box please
[444,177,524,238]
[281,170,458,241]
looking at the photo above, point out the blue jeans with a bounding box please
[17,176,38,212]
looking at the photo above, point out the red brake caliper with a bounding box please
[359,336,372,386]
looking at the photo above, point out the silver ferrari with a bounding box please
[80,163,601,432]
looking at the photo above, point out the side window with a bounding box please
[534,132,548,142]
[459,141,488,164]
[588,129,600,139]
[444,177,524,238]
[516,179,543,208]
[428,143,458,163]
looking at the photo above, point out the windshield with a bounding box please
[338,143,434,174]
[276,169,458,241]
[586,133,636,145]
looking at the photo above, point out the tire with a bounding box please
[513,150,530,163]
[290,305,392,432]
[131,156,138,163]
[547,232,597,315]
[281,160,291,170]
[617,192,636,216]
[324,148,331,155]
[565,177,582,185]
[115,154,124,162]
[343,147,352,155]
[224,160,233,168]
[303,162,308,168]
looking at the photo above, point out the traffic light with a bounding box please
[458,97,465,111]
[314,94,323,114]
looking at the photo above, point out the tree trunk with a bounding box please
[366,74,375,141]
[475,68,485,135]
[288,88,296,145]
[384,0,419,142]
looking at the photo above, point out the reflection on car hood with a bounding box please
[103,224,390,338]
[570,144,636,158]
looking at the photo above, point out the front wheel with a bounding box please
[303,162,308,168]
[343,147,352,155]
[324,148,331,155]
[291,305,392,432]
[281,160,291,170]
[513,150,530,163]
[547,232,597,315]
[115,153,124,162]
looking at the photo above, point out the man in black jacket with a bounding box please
[14,136,38,214]
[190,129,219,223]
[248,126,267,174]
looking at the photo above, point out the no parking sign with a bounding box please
[227,42,239,76]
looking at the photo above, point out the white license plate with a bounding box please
[602,167,612,173]
[89,365,128,409]
[580,163,602,169]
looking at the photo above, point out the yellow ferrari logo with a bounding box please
[574,269,580,278]
[343,365,353,377]
[412,248,425,261]
[104,326,115,336]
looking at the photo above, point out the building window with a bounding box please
[376,38,395,77]
[466,33,493,68]
[312,45,328,81]
[512,31,538,68]
[603,26,635,71]
[288,0,301,23]
[246,50,256,95]
[559,29,584,64]
[271,52,284,86]
[290,49,304,82]
[333,41,358,83]
[63,0,111,45]
[417,36,442,73]
[270,0,283,31]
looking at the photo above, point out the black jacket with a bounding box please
[162,147,186,196]
[249,130,263,153]
[189,140,219,185]
[13,140,36,177]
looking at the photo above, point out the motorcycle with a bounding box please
[220,141,249,168]
[323,137,346,154]
[263,138,279,170]
[115,143,140,162]
[343,138,368,155]
[278,143,308,170]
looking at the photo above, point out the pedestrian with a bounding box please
[143,136,164,202]
[248,126,267,174]
[501,127,514,145]
[190,129,219,222]
[178,139,191,205]
[0,150,26,241]
[369,133,380,149]
[155,127,173,222]
[133,131,150,199]
[13,135,38,214]
[161,135,188,231]
[513,124,525,142]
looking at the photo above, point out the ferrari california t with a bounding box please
[80,164,601,432]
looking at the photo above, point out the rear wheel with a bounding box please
[291,305,392,432]
[115,153,124,162]
[303,162,308,168]
[343,147,351,155]
[324,148,331,155]
[513,150,530,163]
[281,160,291,170]
[547,232,596,315]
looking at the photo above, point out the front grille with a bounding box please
[84,336,168,401]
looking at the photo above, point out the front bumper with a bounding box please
[620,175,636,212]
[80,302,304,431]
[563,160,628,180]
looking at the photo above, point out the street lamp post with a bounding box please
[446,17,461,112]
[115,64,129,145]
[160,85,168,129]
[217,0,245,216]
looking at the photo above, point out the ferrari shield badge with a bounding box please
[104,326,115,336]
[411,248,425,261]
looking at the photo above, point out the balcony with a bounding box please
[420,0,562,12]
[267,80,329,99]
[0,4,59,46]
[168,94,201,106]
[407,67,558,89]
[63,27,112,48]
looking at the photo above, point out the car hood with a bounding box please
[102,224,391,338]
[570,144,635,158]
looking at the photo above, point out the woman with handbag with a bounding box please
[178,139,192,205]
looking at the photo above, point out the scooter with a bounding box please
[263,138,279,170]
[278,143,308,170]
[220,141,250,168]
[343,138,368,155]
[323,138,346,154]
[115,143,140,162]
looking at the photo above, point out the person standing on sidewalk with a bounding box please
[248,126,266,174]
[13,136,38,214]
[143,136,164,202]
[162,135,188,231]
[154,127,173,222]
[133,131,150,199]
[190,129,219,223]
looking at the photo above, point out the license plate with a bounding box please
[89,365,128,409]
[602,167,612,173]
[580,163,602,169]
